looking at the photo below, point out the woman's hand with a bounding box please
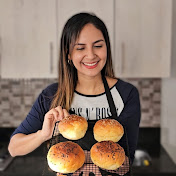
[40,106,70,141]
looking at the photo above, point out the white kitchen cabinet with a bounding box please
[114,0,172,78]
[0,0,173,78]
[57,0,115,60]
[0,0,58,78]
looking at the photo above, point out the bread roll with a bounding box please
[90,141,125,170]
[58,115,88,140]
[93,119,124,142]
[47,141,85,173]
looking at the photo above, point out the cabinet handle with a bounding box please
[0,36,2,75]
[50,42,53,74]
[121,42,125,74]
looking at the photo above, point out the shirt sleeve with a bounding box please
[117,86,141,163]
[11,90,51,138]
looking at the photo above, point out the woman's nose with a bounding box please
[86,48,96,59]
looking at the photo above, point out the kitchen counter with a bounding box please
[0,143,176,176]
[132,146,176,176]
[0,142,55,176]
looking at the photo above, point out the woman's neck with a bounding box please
[76,74,105,95]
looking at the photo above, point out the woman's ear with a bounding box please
[68,54,72,65]
[68,54,71,60]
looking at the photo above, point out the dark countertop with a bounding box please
[0,142,55,176]
[132,146,176,176]
[0,143,176,176]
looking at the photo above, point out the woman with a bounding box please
[8,12,141,173]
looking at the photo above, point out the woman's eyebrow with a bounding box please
[74,43,85,46]
[74,39,104,46]
[93,39,104,44]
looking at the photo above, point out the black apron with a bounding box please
[49,76,132,176]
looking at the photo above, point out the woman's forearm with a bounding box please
[8,106,67,157]
[8,130,45,157]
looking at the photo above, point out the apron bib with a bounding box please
[47,76,132,176]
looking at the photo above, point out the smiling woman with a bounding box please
[8,12,141,176]
[54,12,115,108]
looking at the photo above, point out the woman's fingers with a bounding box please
[55,106,64,120]
[46,106,70,122]
[63,108,70,117]
[54,106,70,121]
[41,106,70,141]
[46,108,59,121]
[45,106,64,121]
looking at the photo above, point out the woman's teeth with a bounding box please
[83,62,98,66]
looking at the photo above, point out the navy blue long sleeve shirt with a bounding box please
[11,79,141,162]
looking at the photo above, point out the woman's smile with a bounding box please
[82,61,100,69]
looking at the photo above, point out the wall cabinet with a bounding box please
[0,0,173,78]
[114,0,172,78]
[0,0,58,78]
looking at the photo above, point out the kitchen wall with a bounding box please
[161,0,176,164]
[0,77,161,128]
[161,79,176,164]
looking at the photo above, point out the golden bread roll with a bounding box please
[93,119,124,142]
[47,141,85,173]
[58,114,88,140]
[90,141,125,170]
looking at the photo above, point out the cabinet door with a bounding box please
[115,0,172,77]
[57,0,114,60]
[0,0,57,78]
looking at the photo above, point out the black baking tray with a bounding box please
[42,120,132,176]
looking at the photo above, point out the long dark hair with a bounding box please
[50,12,115,110]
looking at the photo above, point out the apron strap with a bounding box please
[102,75,118,119]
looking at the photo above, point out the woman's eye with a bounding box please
[94,45,102,48]
[76,48,84,50]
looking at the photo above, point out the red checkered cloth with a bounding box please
[56,150,130,176]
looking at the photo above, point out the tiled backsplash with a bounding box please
[0,78,161,127]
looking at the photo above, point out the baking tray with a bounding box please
[43,120,132,176]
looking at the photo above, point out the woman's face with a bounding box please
[69,23,107,79]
